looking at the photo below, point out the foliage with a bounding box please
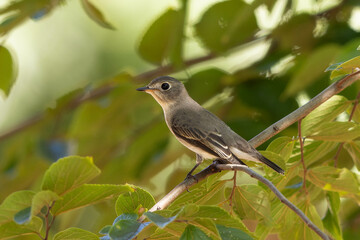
[0,0,360,239]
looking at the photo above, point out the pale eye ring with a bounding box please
[161,82,170,90]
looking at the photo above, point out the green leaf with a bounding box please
[0,216,42,239]
[31,190,60,217]
[54,227,99,240]
[144,212,178,228]
[0,190,35,224]
[266,136,295,162]
[99,225,112,235]
[51,184,131,215]
[180,225,211,240]
[108,218,150,240]
[216,224,253,240]
[41,156,101,195]
[307,166,360,194]
[195,0,257,53]
[344,141,360,170]
[289,140,338,166]
[189,218,219,238]
[228,185,272,224]
[0,45,14,95]
[279,202,324,240]
[115,186,155,216]
[307,122,360,141]
[138,7,185,66]
[181,205,249,233]
[330,56,360,80]
[272,14,316,52]
[80,0,115,29]
[352,104,360,123]
[323,192,342,240]
[13,207,31,224]
[301,95,350,136]
[282,44,340,98]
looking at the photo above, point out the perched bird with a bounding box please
[137,76,284,177]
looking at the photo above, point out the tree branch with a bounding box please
[248,70,360,147]
[141,72,360,238]
[216,164,329,240]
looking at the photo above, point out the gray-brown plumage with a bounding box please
[137,76,284,176]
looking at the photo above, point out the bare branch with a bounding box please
[216,164,330,240]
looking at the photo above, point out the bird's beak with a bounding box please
[136,86,151,92]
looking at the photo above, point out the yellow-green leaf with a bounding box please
[54,227,99,240]
[41,156,101,195]
[51,184,131,216]
[31,190,59,217]
[330,56,360,80]
[307,166,360,194]
[115,185,155,216]
[302,95,350,136]
[80,0,115,29]
[0,45,14,95]
[307,122,360,141]
[0,190,35,224]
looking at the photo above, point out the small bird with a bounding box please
[137,76,284,177]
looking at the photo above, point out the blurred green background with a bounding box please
[0,0,360,239]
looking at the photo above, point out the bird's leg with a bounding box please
[185,154,203,182]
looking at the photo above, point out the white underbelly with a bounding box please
[176,137,218,159]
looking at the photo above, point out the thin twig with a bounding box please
[298,119,308,195]
[44,201,55,240]
[228,171,237,210]
[334,91,360,167]
[216,164,330,240]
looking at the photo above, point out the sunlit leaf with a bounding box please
[0,46,14,95]
[180,224,211,240]
[81,0,115,29]
[41,156,101,195]
[266,136,295,162]
[323,192,342,240]
[344,141,360,169]
[330,56,360,80]
[181,205,249,233]
[279,202,324,240]
[54,227,99,240]
[0,216,42,239]
[307,166,359,194]
[0,191,35,224]
[195,0,257,53]
[301,95,350,136]
[216,224,253,240]
[31,190,59,217]
[289,140,338,166]
[51,184,131,215]
[307,122,360,141]
[228,185,272,224]
[115,186,155,216]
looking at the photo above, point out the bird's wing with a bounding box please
[171,124,232,159]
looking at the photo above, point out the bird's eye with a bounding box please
[161,82,170,90]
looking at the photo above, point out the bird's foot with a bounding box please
[185,173,199,183]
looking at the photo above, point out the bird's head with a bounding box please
[137,76,188,108]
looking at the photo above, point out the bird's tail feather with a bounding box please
[258,154,284,175]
